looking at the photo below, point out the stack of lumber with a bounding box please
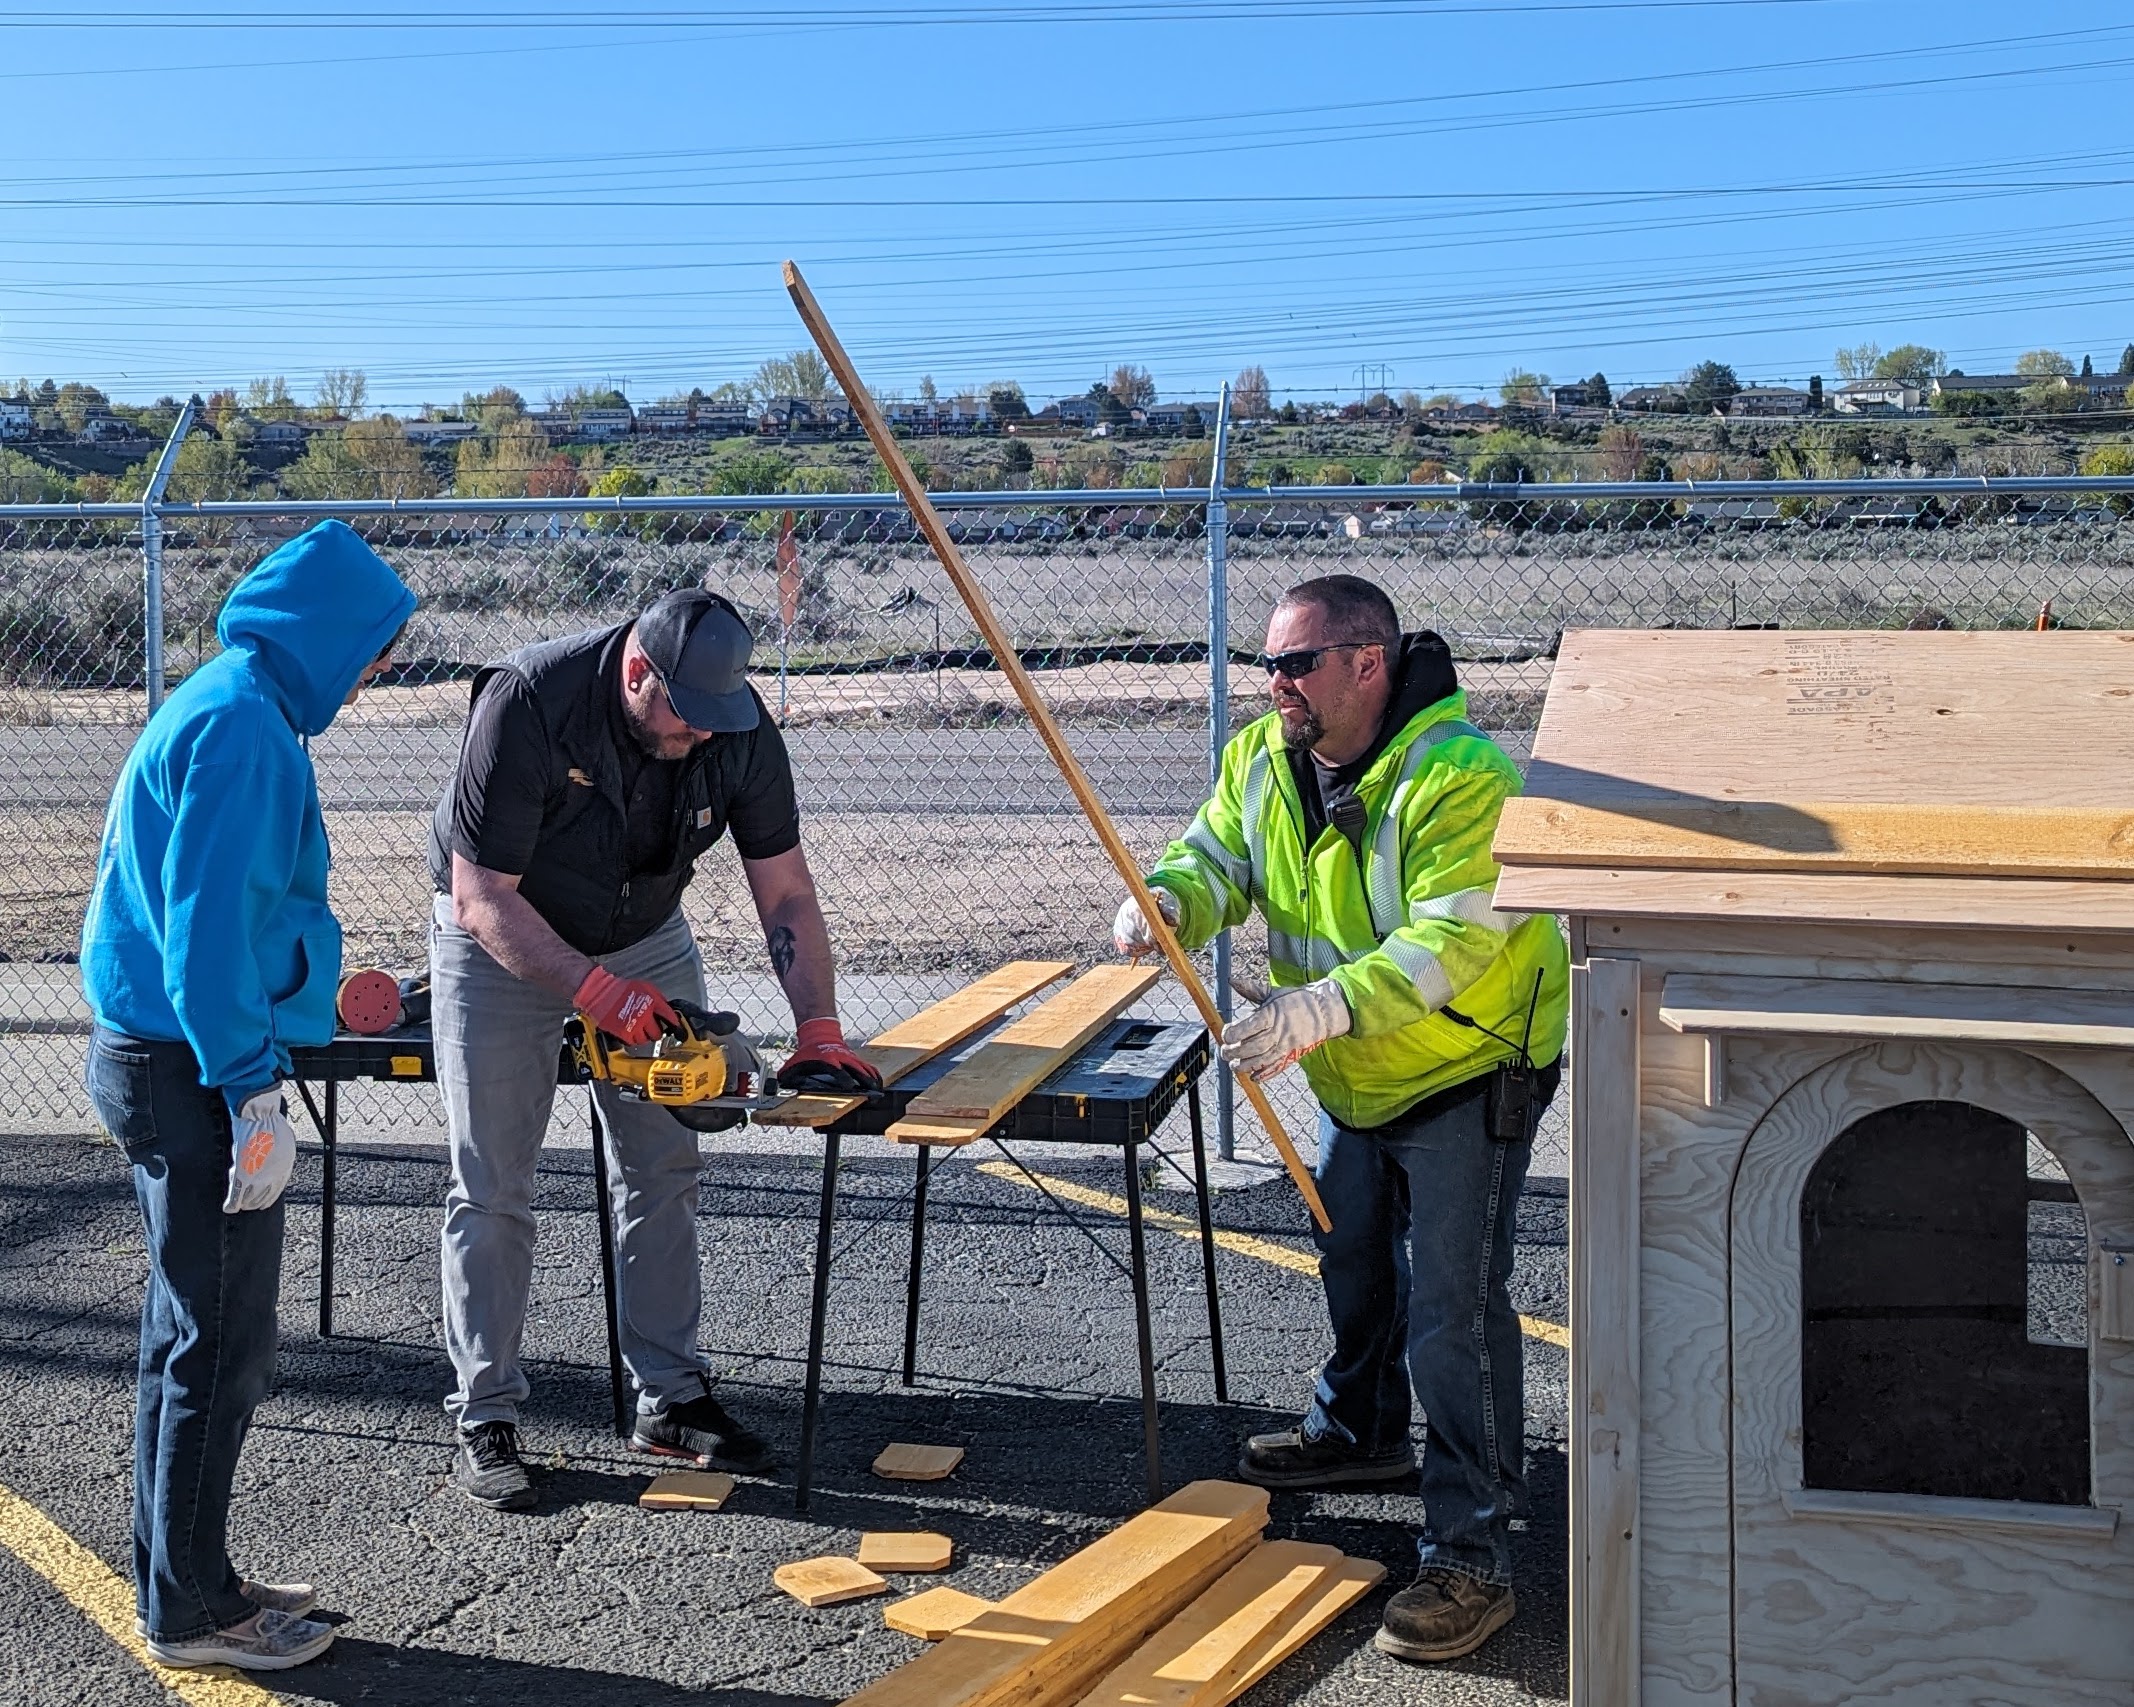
[849,1480,1383,1707]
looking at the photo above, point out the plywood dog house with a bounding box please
[1491,630,2134,1706]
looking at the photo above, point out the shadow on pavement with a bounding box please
[272,1638,822,1707]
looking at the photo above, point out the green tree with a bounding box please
[867,449,933,491]
[588,465,653,499]
[987,385,1029,422]
[2119,345,2134,377]
[1835,343,1881,381]
[460,386,527,431]
[752,350,833,402]
[123,432,258,502]
[1584,371,1612,407]
[313,368,368,419]
[284,418,435,499]
[1931,389,2000,417]
[1087,382,1132,430]
[244,377,300,423]
[0,448,73,502]
[54,383,111,434]
[2079,442,2134,515]
[1681,361,1742,414]
[454,418,550,497]
[1002,439,1035,475]
[1873,344,1945,384]
[708,448,794,495]
[1498,369,1548,408]
[2081,354,2094,378]
[1808,374,1825,411]
[2016,349,2076,378]
[783,465,851,495]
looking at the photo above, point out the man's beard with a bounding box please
[1279,705,1323,753]
[622,695,697,760]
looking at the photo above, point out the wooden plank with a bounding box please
[1658,973,2134,1050]
[873,1443,965,1482]
[1227,1555,1386,1698]
[756,961,1074,1128]
[1075,1540,1343,1707]
[841,1479,1269,1707]
[636,1470,734,1511]
[1491,863,2134,934]
[886,1586,994,1641]
[859,1532,955,1573]
[892,965,1160,1127]
[1569,957,1641,1707]
[1780,1487,2119,1542]
[777,1557,890,1608]
[784,262,1330,1235]
[1495,795,2134,882]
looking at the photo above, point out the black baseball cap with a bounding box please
[634,589,759,733]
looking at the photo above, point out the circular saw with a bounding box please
[566,999,774,1133]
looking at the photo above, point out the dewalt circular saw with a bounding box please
[566,999,773,1133]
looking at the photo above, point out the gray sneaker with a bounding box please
[144,1607,336,1671]
[135,1579,317,1639]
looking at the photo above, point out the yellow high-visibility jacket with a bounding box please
[1148,687,1567,1130]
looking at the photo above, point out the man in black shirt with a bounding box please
[428,588,879,1511]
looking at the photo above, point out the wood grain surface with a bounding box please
[1657,972,2134,1049]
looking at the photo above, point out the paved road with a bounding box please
[0,1132,1572,1706]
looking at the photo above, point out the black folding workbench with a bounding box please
[286,1012,1227,1511]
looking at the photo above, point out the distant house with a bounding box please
[1142,401,1215,433]
[0,398,33,441]
[1834,380,1924,415]
[1055,397,1100,429]
[1549,382,1606,416]
[1422,400,1498,424]
[1931,373,2032,399]
[635,405,692,434]
[575,405,635,440]
[529,408,576,438]
[1617,386,1687,414]
[758,397,857,440]
[1728,386,1815,419]
[402,418,481,445]
[696,402,754,437]
[251,418,310,446]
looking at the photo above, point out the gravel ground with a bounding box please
[0,1130,1573,1706]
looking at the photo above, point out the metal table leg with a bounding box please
[1186,1084,1228,1403]
[319,1079,338,1339]
[902,1144,930,1387]
[587,1091,629,1439]
[1121,1137,1162,1504]
[796,1129,842,1513]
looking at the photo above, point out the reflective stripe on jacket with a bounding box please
[1147,688,1568,1130]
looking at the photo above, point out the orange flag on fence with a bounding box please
[777,510,800,630]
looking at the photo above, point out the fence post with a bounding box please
[139,400,195,714]
[1205,384,1236,1162]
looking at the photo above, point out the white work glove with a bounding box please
[1220,980,1352,1081]
[223,1085,298,1215]
[1112,887,1181,958]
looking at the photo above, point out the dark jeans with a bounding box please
[1302,1067,1554,1586]
[84,1026,284,1644]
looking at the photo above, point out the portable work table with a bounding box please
[1492,629,2134,1707]
[789,1013,1223,1511]
[286,1012,1227,1512]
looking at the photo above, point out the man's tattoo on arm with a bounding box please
[766,924,797,979]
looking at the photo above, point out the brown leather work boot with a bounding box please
[1373,1566,1516,1663]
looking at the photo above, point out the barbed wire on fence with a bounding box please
[3,476,2132,1147]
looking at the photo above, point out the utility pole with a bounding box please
[1352,363,1393,404]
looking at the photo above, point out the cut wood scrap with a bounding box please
[873,1443,965,1482]
[1227,1555,1386,1698]
[757,961,1073,1128]
[888,965,1160,1140]
[887,1586,994,1641]
[1075,1539,1345,1707]
[859,1531,955,1573]
[841,1479,1269,1707]
[637,1469,734,1511]
[777,1556,890,1608]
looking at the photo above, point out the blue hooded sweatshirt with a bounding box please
[82,521,418,1112]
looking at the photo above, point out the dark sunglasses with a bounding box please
[1258,641,1380,679]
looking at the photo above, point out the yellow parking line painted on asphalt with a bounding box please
[0,1478,288,1707]
[975,1160,1571,1350]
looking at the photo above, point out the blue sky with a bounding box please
[3,1,2131,411]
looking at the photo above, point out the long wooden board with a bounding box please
[885,965,1160,1144]
[1226,1556,1386,1698]
[1494,795,2134,881]
[842,1480,1269,1707]
[1075,1540,1343,1707]
[757,960,1074,1128]
[1657,972,2134,1049]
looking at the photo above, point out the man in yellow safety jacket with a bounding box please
[1112,573,1567,1665]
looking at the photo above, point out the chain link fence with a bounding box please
[4,477,2132,1154]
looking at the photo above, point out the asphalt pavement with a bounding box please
[0,1129,1572,1706]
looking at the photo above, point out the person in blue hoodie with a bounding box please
[81,520,415,1673]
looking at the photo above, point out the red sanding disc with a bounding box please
[337,969,402,1035]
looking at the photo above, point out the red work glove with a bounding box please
[780,1018,883,1093]
[574,967,681,1047]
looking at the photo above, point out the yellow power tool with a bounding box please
[566,999,773,1132]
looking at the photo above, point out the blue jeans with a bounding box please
[1303,1069,1550,1586]
[85,1027,284,1644]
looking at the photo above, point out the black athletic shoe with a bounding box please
[1235,1426,1415,1490]
[630,1393,773,1474]
[1374,1567,1516,1663]
[453,1421,536,1511]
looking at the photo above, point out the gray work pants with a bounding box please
[432,896,714,1427]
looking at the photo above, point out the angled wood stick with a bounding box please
[783,261,1330,1232]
